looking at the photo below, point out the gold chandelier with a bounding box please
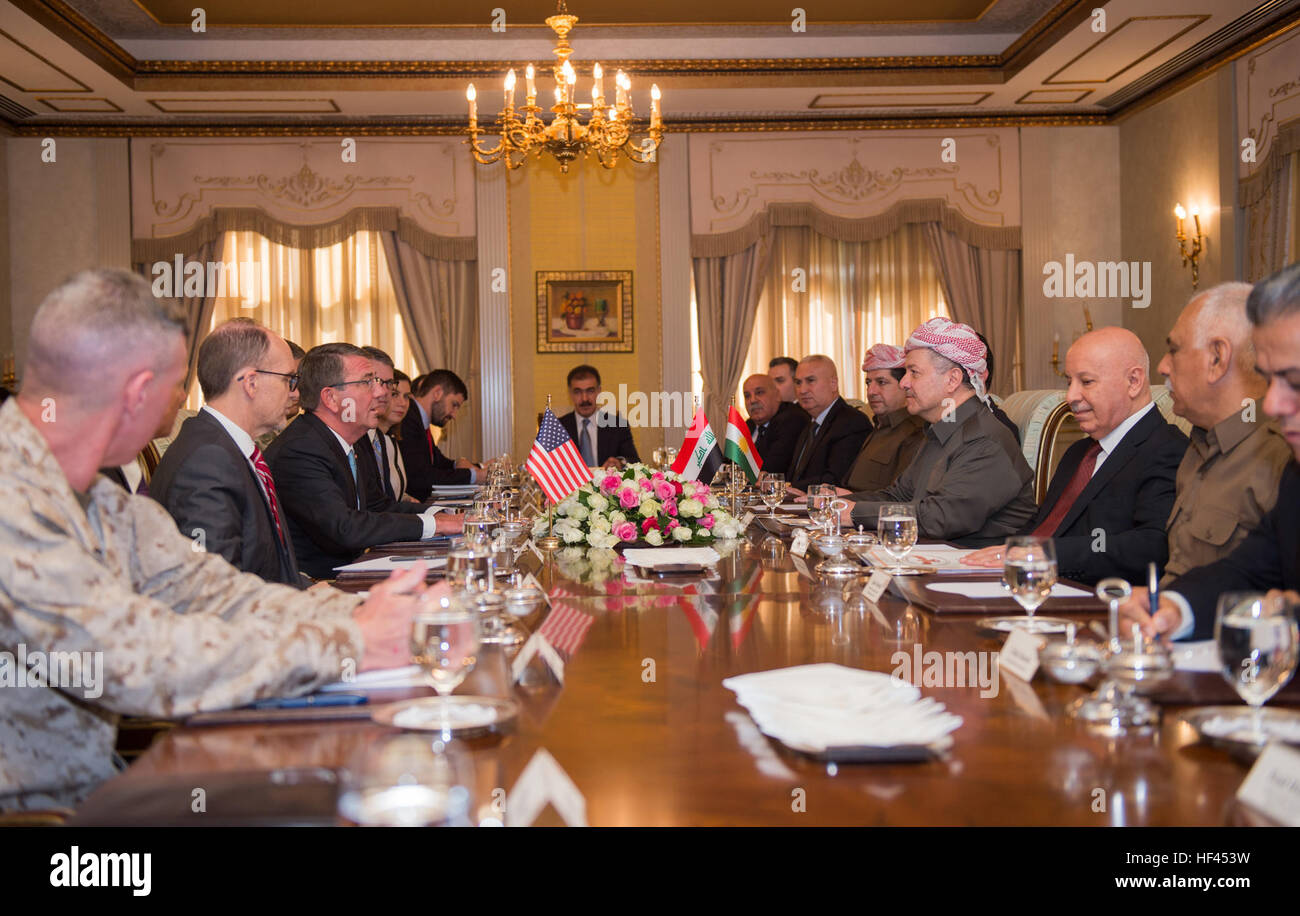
[465,1,663,172]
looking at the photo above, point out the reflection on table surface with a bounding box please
[76,533,1272,827]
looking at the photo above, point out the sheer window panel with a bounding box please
[186,230,416,409]
[737,223,948,407]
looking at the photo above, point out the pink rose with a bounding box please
[665,519,680,532]
[619,487,640,509]
[641,517,660,533]
[614,521,637,542]
[601,474,621,493]
[654,479,675,500]
[651,472,665,482]
[663,498,678,517]
[638,478,653,492]
[694,483,711,498]
[700,513,715,529]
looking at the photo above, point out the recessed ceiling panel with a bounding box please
[1043,15,1210,84]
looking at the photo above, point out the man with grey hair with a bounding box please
[0,269,431,811]
[1123,262,1300,640]
[149,318,307,586]
[1157,283,1291,580]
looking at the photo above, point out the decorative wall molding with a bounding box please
[689,129,1019,235]
[130,136,475,239]
[1237,27,1300,178]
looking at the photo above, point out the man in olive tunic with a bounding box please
[841,319,1036,546]
[0,269,427,811]
[1157,282,1292,581]
[840,344,926,493]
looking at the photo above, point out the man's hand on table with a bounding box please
[961,544,1006,568]
[354,566,444,671]
[1117,587,1181,639]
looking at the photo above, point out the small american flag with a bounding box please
[526,407,591,504]
[538,602,595,656]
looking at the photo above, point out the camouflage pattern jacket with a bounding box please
[0,399,363,810]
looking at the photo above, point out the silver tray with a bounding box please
[1178,705,1300,760]
[371,695,519,736]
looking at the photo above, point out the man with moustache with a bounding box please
[786,355,872,489]
[842,318,1035,546]
[963,326,1186,584]
[150,318,307,586]
[558,364,639,469]
[266,343,462,579]
[840,344,926,492]
[743,372,809,476]
[1122,264,1300,640]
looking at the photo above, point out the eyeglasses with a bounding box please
[330,376,385,391]
[379,379,399,392]
[245,369,300,391]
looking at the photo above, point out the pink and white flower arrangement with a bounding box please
[532,463,746,547]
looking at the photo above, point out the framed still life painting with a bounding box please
[536,270,633,353]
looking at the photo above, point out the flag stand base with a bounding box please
[536,534,561,550]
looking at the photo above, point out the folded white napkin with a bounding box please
[318,664,426,692]
[925,581,1090,599]
[1170,639,1220,673]
[622,547,721,568]
[333,555,449,573]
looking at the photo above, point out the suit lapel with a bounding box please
[305,412,361,511]
[1055,410,1160,534]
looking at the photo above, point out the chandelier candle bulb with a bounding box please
[593,62,604,105]
[616,71,629,107]
[651,84,661,128]
[466,84,477,127]
[526,64,537,103]
[505,69,517,109]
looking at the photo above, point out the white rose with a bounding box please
[639,499,661,516]
[696,527,712,539]
[588,493,609,513]
[631,465,647,480]
[531,518,549,537]
[568,503,590,520]
[678,498,703,518]
[561,526,586,544]
[590,516,612,533]
[672,526,693,542]
[644,529,664,546]
[558,495,581,515]
[609,510,626,525]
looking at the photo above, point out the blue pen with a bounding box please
[1148,562,1159,620]
[251,694,368,709]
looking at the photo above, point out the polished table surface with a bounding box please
[76,535,1278,827]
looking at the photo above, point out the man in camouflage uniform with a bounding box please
[0,269,426,811]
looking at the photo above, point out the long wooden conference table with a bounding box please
[71,532,1278,827]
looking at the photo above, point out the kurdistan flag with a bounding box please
[723,405,763,483]
[671,406,724,482]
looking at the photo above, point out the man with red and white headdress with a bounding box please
[841,318,1036,546]
[838,343,926,492]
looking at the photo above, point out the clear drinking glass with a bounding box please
[1001,536,1057,631]
[1215,592,1300,744]
[807,483,838,536]
[411,598,482,738]
[759,472,785,518]
[876,503,918,573]
[446,544,494,594]
[337,734,475,827]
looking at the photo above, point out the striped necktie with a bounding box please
[346,447,360,509]
[249,446,284,544]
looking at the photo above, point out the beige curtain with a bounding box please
[693,237,772,432]
[742,224,948,404]
[133,237,220,395]
[923,223,1023,394]
[381,232,480,461]
[184,229,417,410]
[1241,119,1300,282]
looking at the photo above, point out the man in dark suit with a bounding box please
[963,327,1187,585]
[743,372,809,475]
[267,343,462,579]
[151,318,306,586]
[398,368,481,500]
[557,364,639,468]
[787,355,872,489]
[1122,263,1300,640]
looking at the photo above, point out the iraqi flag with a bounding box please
[671,406,724,482]
[723,405,762,484]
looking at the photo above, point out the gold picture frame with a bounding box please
[536,270,633,353]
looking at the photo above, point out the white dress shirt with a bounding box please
[1091,401,1156,476]
[202,405,270,502]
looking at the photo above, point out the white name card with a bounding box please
[1237,742,1300,826]
[862,570,892,604]
[522,572,552,606]
[740,511,755,529]
[511,631,564,684]
[790,528,810,557]
[506,749,588,827]
[998,628,1044,682]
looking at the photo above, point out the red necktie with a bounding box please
[250,446,285,544]
[1031,440,1102,537]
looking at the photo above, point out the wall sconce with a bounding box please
[1050,306,1093,378]
[1174,203,1204,288]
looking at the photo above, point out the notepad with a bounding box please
[925,581,1090,599]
